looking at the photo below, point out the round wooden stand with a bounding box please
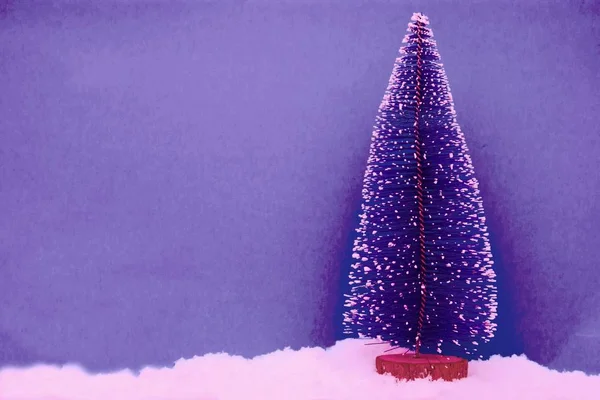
[375,353,468,381]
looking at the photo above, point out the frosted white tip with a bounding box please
[411,13,430,24]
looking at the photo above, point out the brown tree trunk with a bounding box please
[375,353,468,381]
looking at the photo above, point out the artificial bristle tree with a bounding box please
[342,13,498,381]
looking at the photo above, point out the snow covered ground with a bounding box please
[0,339,598,400]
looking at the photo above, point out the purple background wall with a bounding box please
[1,0,599,373]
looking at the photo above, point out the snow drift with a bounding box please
[0,339,598,400]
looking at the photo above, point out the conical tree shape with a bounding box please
[343,13,497,358]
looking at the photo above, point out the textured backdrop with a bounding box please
[1,0,598,373]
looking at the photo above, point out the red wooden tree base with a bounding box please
[376,353,468,381]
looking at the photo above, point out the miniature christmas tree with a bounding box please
[342,13,498,381]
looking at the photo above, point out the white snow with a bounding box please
[0,339,599,400]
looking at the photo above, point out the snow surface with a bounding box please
[0,339,598,400]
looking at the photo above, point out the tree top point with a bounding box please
[411,13,430,25]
